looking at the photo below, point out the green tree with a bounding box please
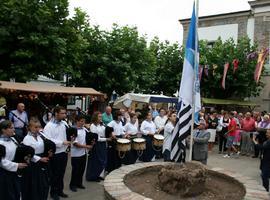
[149,38,184,95]
[0,0,79,82]
[71,24,156,96]
[199,37,261,99]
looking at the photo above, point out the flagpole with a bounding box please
[188,0,199,162]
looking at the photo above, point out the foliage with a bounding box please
[199,37,262,99]
[0,0,72,82]
[149,37,184,96]
[70,24,157,96]
[0,1,264,100]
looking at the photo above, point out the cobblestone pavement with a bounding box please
[61,148,263,200]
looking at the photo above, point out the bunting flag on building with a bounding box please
[199,65,204,81]
[232,59,239,74]
[170,1,201,162]
[221,62,230,89]
[204,65,209,77]
[254,48,269,84]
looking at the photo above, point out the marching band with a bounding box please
[0,104,169,200]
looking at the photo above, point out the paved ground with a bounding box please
[61,147,262,200]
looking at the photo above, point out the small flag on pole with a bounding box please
[254,48,269,84]
[221,62,230,89]
[170,1,201,162]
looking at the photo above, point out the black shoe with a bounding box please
[99,177,105,181]
[58,192,68,198]
[70,186,77,192]
[77,185,86,189]
[51,194,60,200]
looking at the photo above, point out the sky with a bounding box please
[69,0,252,44]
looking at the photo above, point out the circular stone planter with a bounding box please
[104,162,270,200]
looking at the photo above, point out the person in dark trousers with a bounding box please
[43,106,71,200]
[0,120,28,200]
[218,111,230,154]
[86,112,108,181]
[22,119,51,200]
[70,115,93,192]
[253,129,270,192]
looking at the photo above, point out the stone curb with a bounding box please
[104,162,270,200]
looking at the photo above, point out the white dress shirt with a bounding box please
[140,120,156,135]
[107,120,125,136]
[0,137,18,172]
[154,115,168,130]
[23,133,45,162]
[71,128,87,157]
[90,123,106,142]
[124,122,138,136]
[163,122,174,153]
[43,119,67,154]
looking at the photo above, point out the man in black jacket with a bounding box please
[254,129,270,191]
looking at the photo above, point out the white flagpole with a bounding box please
[189,0,199,161]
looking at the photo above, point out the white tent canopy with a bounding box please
[113,93,178,109]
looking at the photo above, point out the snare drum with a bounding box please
[153,134,164,147]
[116,138,131,152]
[132,138,146,151]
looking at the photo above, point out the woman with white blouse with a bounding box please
[86,112,109,181]
[22,119,51,200]
[106,110,125,172]
[123,113,139,164]
[0,120,27,200]
[140,112,157,162]
[163,112,177,161]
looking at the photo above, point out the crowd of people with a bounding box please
[0,102,270,200]
[196,109,270,192]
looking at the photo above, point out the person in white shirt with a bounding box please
[86,112,110,181]
[69,115,93,192]
[140,112,157,162]
[0,120,27,200]
[106,110,125,172]
[124,113,139,138]
[22,119,50,200]
[154,108,168,133]
[123,113,139,164]
[154,108,168,159]
[163,112,177,161]
[43,106,71,200]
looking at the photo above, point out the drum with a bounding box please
[132,138,146,151]
[153,134,164,147]
[116,138,131,152]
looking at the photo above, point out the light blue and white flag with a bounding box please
[170,2,201,162]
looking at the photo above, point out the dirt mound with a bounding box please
[158,161,207,196]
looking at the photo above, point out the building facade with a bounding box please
[180,0,270,111]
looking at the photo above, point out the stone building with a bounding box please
[180,0,270,111]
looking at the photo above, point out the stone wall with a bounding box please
[254,15,270,48]
[181,12,250,45]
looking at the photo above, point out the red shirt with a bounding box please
[241,118,256,132]
[228,118,237,136]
